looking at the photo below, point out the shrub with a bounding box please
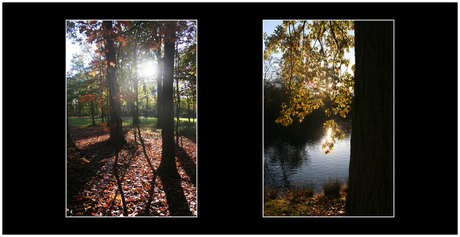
[264,184,279,202]
[323,178,343,198]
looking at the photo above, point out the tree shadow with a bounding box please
[175,145,196,186]
[69,126,108,141]
[69,125,131,146]
[67,129,133,216]
[67,139,116,214]
[158,170,193,216]
[142,170,159,216]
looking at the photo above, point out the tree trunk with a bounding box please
[104,21,125,145]
[176,76,180,147]
[158,22,178,174]
[101,104,104,123]
[192,100,195,123]
[90,100,95,126]
[187,92,190,123]
[145,84,149,117]
[345,21,393,216]
[134,42,140,129]
[156,49,163,128]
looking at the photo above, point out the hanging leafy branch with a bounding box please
[264,20,354,153]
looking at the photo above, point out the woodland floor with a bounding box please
[264,187,347,216]
[67,125,196,217]
[264,194,346,216]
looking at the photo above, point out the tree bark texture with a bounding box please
[158,22,178,174]
[346,21,393,216]
[104,21,125,145]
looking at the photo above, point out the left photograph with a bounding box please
[66,20,197,217]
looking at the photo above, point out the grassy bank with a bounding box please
[264,178,348,216]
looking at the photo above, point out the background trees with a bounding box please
[67,20,197,176]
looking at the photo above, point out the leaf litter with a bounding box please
[67,126,196,217]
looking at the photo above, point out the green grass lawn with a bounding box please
[68,116,195,127]
[68,116,196,141]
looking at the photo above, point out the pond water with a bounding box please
[264,123,352,194]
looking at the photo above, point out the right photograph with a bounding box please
[263,20,394,217]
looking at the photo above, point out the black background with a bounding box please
[2,3,457,234]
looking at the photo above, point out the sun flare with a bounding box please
[141,61,156,78]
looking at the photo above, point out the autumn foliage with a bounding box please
[67,126,196,216]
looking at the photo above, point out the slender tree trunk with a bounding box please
[156,49,164,128]
[90,101,95,126]
[104,21,125,145]
[158,22,178,174]
[101,105,104,123]
[192,100,195,123]
[145,84,149,117]
[346,21,393,216]
[133,40,140,129]
[187,92,191,123]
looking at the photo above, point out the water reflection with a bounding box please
[264,124,351,193]
[321,128,334,154]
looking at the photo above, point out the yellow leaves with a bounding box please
[115,194,123,206]
[109,62,116,67]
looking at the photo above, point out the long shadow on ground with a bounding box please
[67,128,134,216]
[67,139,116,215]
[175,146,196,186]
[158,170,193,216]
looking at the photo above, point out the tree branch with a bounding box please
[333,21,351,47]
[329,21,342,54]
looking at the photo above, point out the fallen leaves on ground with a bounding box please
[264,192,346,216]
[67,126,196,217]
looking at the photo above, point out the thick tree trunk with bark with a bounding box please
[104,21,125,145]
[346,21,393,216]
[158,22,178,174]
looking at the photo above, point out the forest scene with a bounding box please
[264,20,393,216]
[66,20,197,217]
